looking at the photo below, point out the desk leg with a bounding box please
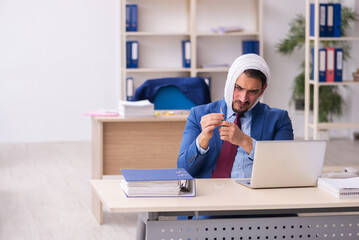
[92,118,104,224]
[92,191,103,224]
[136,214,146,240]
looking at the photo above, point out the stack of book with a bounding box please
[118,100,154,118]
[318,177,359,199]
[310,3,341,37]
[120,168,196,197]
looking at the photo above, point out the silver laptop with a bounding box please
[235,140,327,188]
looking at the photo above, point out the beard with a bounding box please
[232,100,250,114]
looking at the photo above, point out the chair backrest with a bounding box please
[132,77,211,110]
[153,85,196,110]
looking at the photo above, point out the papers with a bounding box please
[120,168,196,197]
[118,100,154,118]
[83,109,119,117]
[318,177,359,199]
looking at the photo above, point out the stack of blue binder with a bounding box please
[310,3,341,37]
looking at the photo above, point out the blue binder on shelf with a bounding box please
[334,48,343,82]
[310,4,327,37]
[333,3,341,37]
[126,41,138,68]
[319,4,328,37]
[242,40,259,55]
[312,48,327,82]
[126,4,138,32]
[126,77,135,100]
[120,168,196,197]
[182,40,191,68]
[326,4,334,37]
[126,4,131,31]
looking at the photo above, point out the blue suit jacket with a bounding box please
[177,99,294,178]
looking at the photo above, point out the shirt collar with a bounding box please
[226,102,257,120]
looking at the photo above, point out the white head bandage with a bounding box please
[224,54,271,111]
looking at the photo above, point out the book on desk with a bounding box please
[120,168,196,197]
[318,177,359,199]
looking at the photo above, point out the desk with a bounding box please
[91,111,188,224]
[91,178,359,240]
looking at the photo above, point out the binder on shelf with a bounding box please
[126,4,131,31]
[120,168,196,197]
[126,77,135,101]
[333,3,341,37]
[326,3,334,37]
[334,48,343,82]
[318,177,359,199]
[319,4,327,37]
[126,41,138,68]
[326,47,335,82]
[311,48,326,82]
[182,40,191,68]
[311,4,327,37]
[242,40,259,55]
[126,4,138,32]
[319,48,327,82]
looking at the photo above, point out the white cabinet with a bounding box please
[121,0,263,101]
[304,0,359,140]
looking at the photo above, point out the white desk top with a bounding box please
[90,178,359,213]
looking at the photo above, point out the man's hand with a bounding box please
[198,113,224,150]
[219,121,253,154]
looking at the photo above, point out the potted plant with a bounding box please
[276,5,359,122]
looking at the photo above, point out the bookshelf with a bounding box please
[120,0,263,102]
[304,0,359,140]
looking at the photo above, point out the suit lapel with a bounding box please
[251,103,265,140]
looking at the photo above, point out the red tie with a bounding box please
[211,114,241,178]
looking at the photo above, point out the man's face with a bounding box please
[232,72,267,114]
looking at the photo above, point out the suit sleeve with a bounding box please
[273,110,294,140]
[177,108,209,177]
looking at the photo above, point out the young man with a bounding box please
[177,54,294,178]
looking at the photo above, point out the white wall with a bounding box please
[0,0,120,142]
[0,0,358,142]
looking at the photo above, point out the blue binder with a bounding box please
[319,48,327,82]
[310,4,327,37]
[310,4,315,36]
[333,3,341,37]
[126,4,131,31]
[334,48,343,82]
[312,48,326,82]
[126,4,137,32]
[319,4,327,37]
[326,4,334,37]
[126,77,134,100]
[126,41,138,68]
[182,40,191,68]
[130,4,138,32]
[242,40,259,55]
[120,168,196,197]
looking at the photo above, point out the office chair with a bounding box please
[132,77,211,110]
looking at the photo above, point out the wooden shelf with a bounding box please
[121,0,263,101]
[308,80,359,86]
[125,68,191,73]
[304,0,359,139]
[309,36,359,41]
